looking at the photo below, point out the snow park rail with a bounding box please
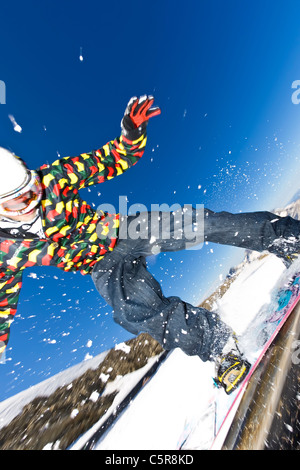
[222,303,300,450]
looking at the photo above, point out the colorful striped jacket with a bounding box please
[0,132,147,356]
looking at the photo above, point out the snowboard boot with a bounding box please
[213,334,251,395]
[268,236,300,268]
[273,249,300,268]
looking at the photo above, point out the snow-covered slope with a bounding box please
[0,350,108,430]
[0,334,164,450]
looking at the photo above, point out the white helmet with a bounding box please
[0,147,42,216]
[0,147,29,198]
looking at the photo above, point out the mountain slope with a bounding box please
[0,334,163,450]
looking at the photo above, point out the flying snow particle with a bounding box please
[86,339,93,348]
[79,47,84,62]
[284,423,293,432]
[28,273,38,279]
[8,114,22,133]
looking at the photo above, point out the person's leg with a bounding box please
[117,206,300,257]
[204,209,300,259]
[92,206,300,361]
[92,210,231,362]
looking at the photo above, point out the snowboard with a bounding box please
[210,263,300,450]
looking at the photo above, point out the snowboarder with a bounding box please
[0,95,299,393]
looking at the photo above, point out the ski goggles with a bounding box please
[0,171,42,216]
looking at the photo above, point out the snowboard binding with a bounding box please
[214,352,251,395]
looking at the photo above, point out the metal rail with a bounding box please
[223,303,300,450]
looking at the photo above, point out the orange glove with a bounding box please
[121,95,161,140]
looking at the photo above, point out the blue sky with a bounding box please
[1,0,300,400]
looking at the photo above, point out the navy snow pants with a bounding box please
[91,207,300,361]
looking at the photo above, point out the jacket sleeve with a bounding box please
[0,268,23,359]
[41,133,147,191]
